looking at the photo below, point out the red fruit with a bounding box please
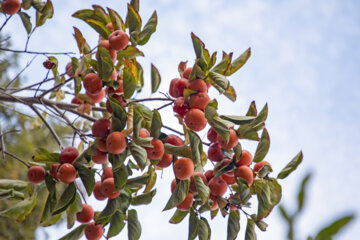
[109,30,129,51]
[188,92,210,110]
[253,161,271,172]
[209,195,219,210]
[27,166,46,184]
[172,97,189,118]
[183,67,192,79]
[187,79,207,92]
[173,78,188,97]
[157,153,173,168]
[184,108,207,132]
[97,139,107,152]
[177,192,193,211]
[207,128,218,143]
[166,134,184,146]
[106,22,114,32]
[60,146,79,164]
[93,181,106,201]
[138,128,150,138]
[207,143,224,162]
[106,131,126,154]
[65,62,74,77]
[235,150,253,166]
[221,171,236,185]
[171,179,177,193]
[91,150,107,164]
[85,222,104,240]
[204,170,214,182]
[107,79,123,95]
[146,139,165,160]
[208,177,227,196]
[189,172,207,193]
[173,157,194,180]
[51,163,60,179]
[101,167,113,181]
[76,204,94,223]
[1,0,21,15]
[106,94,126,113]
[235,165,254,186]
[92,118,111,138]
[217,129,238,150]
[99,40,117,61]
[57,163,77,184]
[86,89,105,104]
[100,178,120,199]
[169,78,178,97]
[71,97,83,105]
[83,73,103,95]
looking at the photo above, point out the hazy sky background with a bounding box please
[2,0,360,239]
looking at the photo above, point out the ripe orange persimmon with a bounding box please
[93,181,106,201]
[188,92,210,110]
[86,89,105,104]
[109,30,129,51]
[106,94,126,113]
[235,150,253,166]
[169,78,187,98]
[91,149,107,164]
[60,146,79,164]
[221,171,236,185]
[184,108,207,132]
[85,222,104,240]
[166,134,184,146]
[106,131,126,154]
[189,172,207,193]
[208,177,227,196]
[183,67,192,79]
[204,170,214,182]
[177,192,193,211]
[207,128,218,143]
[207,143,224,162]
[171,179,177,193]
[173,97,189,118]
[65,62,74,77]
[157,153,173,168]
[98,40,117,61]
[209,194,219,210]
[106,22,114,32]
[76,204,94,223]
[92,118,111,138]
[138,128,150,138]
[187,79,207,92]
[57,163,77,184]
[217,129,238,150]
[101,167,114,181]
[71,97,83,105]
[146,139,164,160]
[83,73,103,95]
[173,157,194,180]
[51,163,60,179]
[100,177,120,199]
[253,161,271,172]
[27,166,46,184]
[97,138,107,152]
[1,0,21,15]
[235,165,254,186]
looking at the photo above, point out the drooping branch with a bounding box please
[0,47,76,55]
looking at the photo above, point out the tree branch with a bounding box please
[3,151,31,168]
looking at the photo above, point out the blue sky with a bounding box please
[2,0,360,239]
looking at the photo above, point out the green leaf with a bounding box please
[96,46,114,81]
[126,4,142,35]
[246,101,257,116]
[0,179,29,191]
[117,46,144,60]
[227,47,251,76]
[224,85,237,102]
[164,143,193,158]
[107,210,126,238]
[138,11,157,45]
[194,175,210,203]
[169,209,188,224]
[236,180,252,205]
[144,166,156,193]
[96,191,131,225]
[237,124,259,141]
[250,103,268,129]
[109,96,127,132]
[32,148,60,163]
[191,32,210,71]
[189,209,199,240]
[72,9,107,24]
[314,215,354,240]
[254,178,282,220]
[92,5,110,24]
[66,193,82,229]
[59,224,85,240]
[128,141,147,170]
[126,175,150,189]
[151,63,161,93]
[19,12,32,34]
[253,128,270,163]
[113,164,128,190]
[73,27,89,54]
[131,189,156,205]
[130,0,140,12]
[198,217,211,240]
[297,172,311,212]
[0,189,24,200]
[85,19,111,39]
[128,209,142,240]
[227,210,240,240]
[208,71,230,92]
[36,0,54,27]
[251,214,268,231]
[107,7,125,31]
[108,151,127,171]
[123,67,137,99]
[0,193,37,222]
[220,115,255,125]
[215,161,235,178]
[76,165,95,196]
[212,52,232,75]
[22,0,32,10]
[245,217,257,240]
[150,109,162,139]
[53,183,76,215]
[189,131,203,171]
[163,179,190,211]
[277,151,303,179]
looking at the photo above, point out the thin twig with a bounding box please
[0,102,35,119]
[24,27,36,51]
[74,181,87,204]
[34,70,50,97]
[0,47,76,55]
[162,125,184,136]
[5,55,38,89]
[38,77,73,98]
[3,151,31,168]
[30,105,63,149]
[0,15,12,32]
[130,97,174,103]
[0,126,5,160]
[157,101,173,111]
[8,74,66,94]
